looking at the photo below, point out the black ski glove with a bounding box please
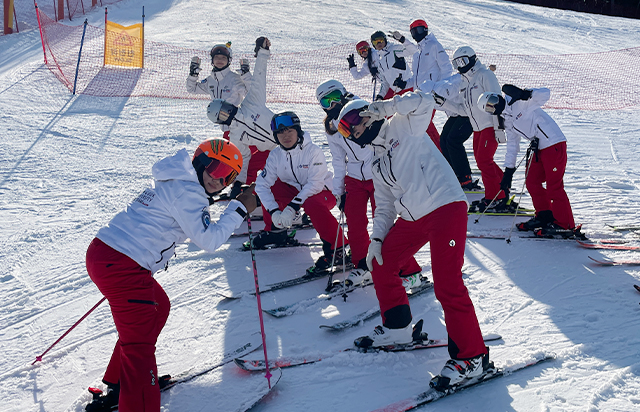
[347,54,356,69]
[189,57,201,77]
[337,193,347,211]
[433,92,446,106]
[502,84,532,105]
[500,167,516,192]
[375,94,384,101]
[254,36,269,57]
[393,76,407,90]
[240,58,250,75]
[370,66,379,77]
[229,180,244,199]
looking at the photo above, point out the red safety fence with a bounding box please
[37,9,640,110]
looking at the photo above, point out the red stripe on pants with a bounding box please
[473,127,504,200]
[344,176,375,265]
[526,141,575,229]
[86,238,170,412]
[371,202,486,359]
[262,180,348,247]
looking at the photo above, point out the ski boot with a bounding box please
[430,347,492,391]
[85,382,119,412]
[243,229,297,250]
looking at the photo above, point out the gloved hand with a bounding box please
[189,56,201,76]
[501,84,532,105]
[240,58,250,75]
[347,54,356,69]
[433,92,446,106]
[366,238,383,270]
[500,167,516,192]
[370,66,379,77]
[270,209,285,229]
[236,184,257,214]
[254,36,270,57]
[279,205,297,228]
[393,75,407,90]
[360,101,388,125]
[375,94,384,101]
[336,193,347,211]
[494,129,507,144]
[229,180,244,199]
[389,30,405,43]
[530,137,539,152]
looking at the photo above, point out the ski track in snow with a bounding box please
[2,0,640,411]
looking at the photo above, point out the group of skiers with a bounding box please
[83,22,581,411]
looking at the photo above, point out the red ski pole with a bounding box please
[32,297,106,365]
[246,215,272,388]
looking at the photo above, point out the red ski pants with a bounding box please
[526,141,575,229]
[473,127,504,201]
[343,176,375,266]
[222,131,268,185]
[263,180,348,247]
[86,238,170,412]
[370,202,486,359]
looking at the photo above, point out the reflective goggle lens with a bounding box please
[270,115,296,132]
[484,94,501,114]
[357,45,369,56]
[320,89,343,109]
[216,101,236,123]
[372,37,386,47]
[452,56,469,69]
[337,110,363,138]
[410,26,427,37]
[195,153,237,185]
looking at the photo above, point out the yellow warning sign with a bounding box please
[104,21,144,68]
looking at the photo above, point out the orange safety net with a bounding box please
[37,9,640,110]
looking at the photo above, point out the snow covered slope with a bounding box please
[1,0,640,411]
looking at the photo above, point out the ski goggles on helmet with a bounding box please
[356,41,370,56]
[270,113,297,133]
[371,36,386,47]
[337,109,365,139]
[193,151,238,186]
[410,25,428,39]
[452,56,470,70]
[483,94,502,114]
[216,100,237,123]
[319,89,343,109]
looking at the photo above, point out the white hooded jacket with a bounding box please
[186,65,249,106]
[255,133,333,212]
[502,88,567,168]
[366,91,467,241]
[326,119,374,197]
[228,48,278,183]
[96,149,246,274]
[375,42,414,95]
[453,60,502,132]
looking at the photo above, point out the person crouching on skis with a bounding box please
[254,111,349,273]
[477,85,584,239]
[337,94,488,388]
[84,138,256,412]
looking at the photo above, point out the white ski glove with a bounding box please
[360,101,391,125]
[189,56,201,76]
[494,129,507,144]
[366,238,384,270]
[273,206,296,228]
[389,31,405,43]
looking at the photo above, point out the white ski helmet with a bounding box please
[316,80,347,105]
[207,99,238,125]
[452,46,477,74]
[477,92,506,115]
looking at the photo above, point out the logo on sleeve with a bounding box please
[201,207,211,230]
[134,189,155,206]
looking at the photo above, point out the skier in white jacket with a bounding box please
[85,138,256,412]
[370,31,413,100]
[337,94,487,388]
[206,37,277,198]
[478,85,583,239]
[254,111,348,273]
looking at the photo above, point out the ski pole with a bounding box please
[337,211,350,302]
[506,148,534,244]
[246,215,273,388]
[32,296,106,364]
[325,208,345,292]
[473,188,504,224]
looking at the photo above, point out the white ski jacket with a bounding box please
[375,43,414,95]
[429,74,465,118]
[255,134,333,212]
[228,48,278,183]
[350,49,380,81]
[453,61,502,132]
[326,119,374,197]
[406,34,453,91]
[502,88,567,168]
[186,65,249,106]
[367,91,467,241]
[96,149,246,274]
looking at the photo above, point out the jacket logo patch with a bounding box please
[201,207,211,230]
[134,189,155,206]
[298,164,310,169]
[251,113,261,122]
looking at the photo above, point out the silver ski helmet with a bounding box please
[452,46,477,74]
[316,80,347,110]
[207,99,238,125]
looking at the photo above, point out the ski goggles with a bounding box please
[193,152,238,185]
[410,26,427,39]
[356,42,370,56]
[319,89,343,109]
[216,100,237,123]
[483,94,502,114]
[371,36,386,47]
[337,109,364,139]
[270,113,297,133]
[452,56,470,70]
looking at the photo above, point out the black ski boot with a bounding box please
[85,382,119,412]
[244,229,297,250]
[517,210,554,231]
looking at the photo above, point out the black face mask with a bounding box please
[325,103,343,120]
[352,120,384,148]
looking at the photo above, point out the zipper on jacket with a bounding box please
[536,124,550,139]
[287,151,303,189]
[156,242,176,264]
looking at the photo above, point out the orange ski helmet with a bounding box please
[192,138,242,187]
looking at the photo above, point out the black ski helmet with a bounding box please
[270,111,304,150]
